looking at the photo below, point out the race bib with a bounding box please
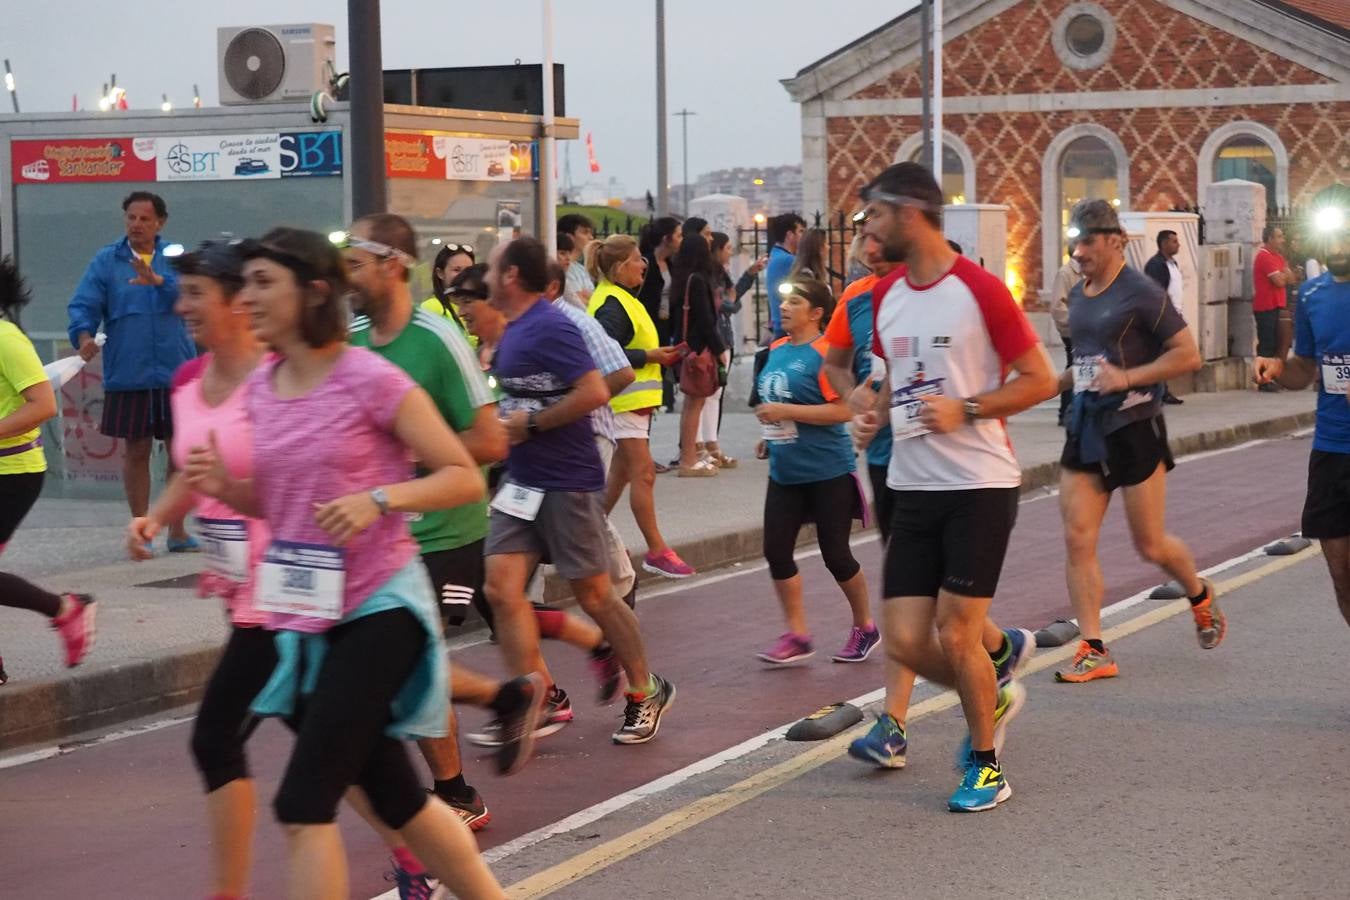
[762,419,799,443]
[198,517,249,583]
[1073,354,1106,394]
[1321,354,1350,394]
[491,482,545,521]
[890,377,945,441]
[256,540,345,620]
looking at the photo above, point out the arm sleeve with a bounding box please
[535,319,598,386]
[816,359,841,402]
[967,267,1039,365]
[358,352,417,431]
[67,255,107,347]
[1294,286,1315,359]
[823,298,854,351]
[0,332,49,395]
[1254,251,1275,284]
[732,270,756,306]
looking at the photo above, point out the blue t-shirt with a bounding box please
[841,288,895,469]
[757,335,855,485]
[764,245,794,337]
[1294,273,1350,454]
[493,299,606,492]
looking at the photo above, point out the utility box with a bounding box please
[1120,210,1200,327]
[943,203,1008,283]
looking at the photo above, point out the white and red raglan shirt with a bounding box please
[871,255,1040,491]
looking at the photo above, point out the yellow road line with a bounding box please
[504,547,1316,898]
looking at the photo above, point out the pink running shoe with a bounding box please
[642,549,695,579]
[51,593,96,668]
[831,625,881,663]
[756,632,815,665]
[589,642,624,705]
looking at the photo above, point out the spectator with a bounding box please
[789,227,830,284]
[1144,229,1185,404]
[1254,225,1295,393]
[764,213,806,340]
[557,233,576,273]
[682,217,712,247]
[66,191,196,552]
[447,265,501,373]
[1050,240,1082,425]
[638,217,684,416]
[703,233,766,467]
[424,242,478,334]
[670,226,727,477]
[558,213,597,306]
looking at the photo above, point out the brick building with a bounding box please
[782,0,1350,304]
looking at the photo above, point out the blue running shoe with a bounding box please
[992,627,1036,688]
[847,713,907,768]
[953,681,1027,771]
[948,760,1011,812]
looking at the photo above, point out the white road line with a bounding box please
[0,713,195,770]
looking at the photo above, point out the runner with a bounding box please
[1255,220,1350,628]
[1053,199,1221,685]
[422,241,478,341]
[852,163,1058,811]
[825,235,1036,770]
[483,236,675,745]
[753,277,878,665]
[0,256,96,686]
[184,227,503,899]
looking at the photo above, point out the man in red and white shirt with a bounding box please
[852,162,1058,813]
[1253,225,1294,392]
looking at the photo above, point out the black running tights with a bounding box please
[190,625,278,793]
[0,472,61,618]
[762,474,862,583]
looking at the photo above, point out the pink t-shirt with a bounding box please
[171,354,269,627]
[246,347,418,634]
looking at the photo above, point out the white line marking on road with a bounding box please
[0,713,195,770]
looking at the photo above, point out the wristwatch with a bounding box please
[526,411,540,436]
[962,397,981,423]
[369,487,391,516]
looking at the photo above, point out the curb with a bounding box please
[0,409,1315,753]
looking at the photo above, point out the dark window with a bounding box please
[1066,14,1105,57]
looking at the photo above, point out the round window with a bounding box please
[1066,14,1105,57]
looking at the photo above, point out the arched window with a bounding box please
[907,143,967,205]
[1059,135,1120,261]
[1212,135,1278,206]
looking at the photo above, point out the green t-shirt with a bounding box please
[350,308,494,552]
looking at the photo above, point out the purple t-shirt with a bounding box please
[247,347,419,633]
[493,299,605,492]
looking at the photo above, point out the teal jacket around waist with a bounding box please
[66,236,195,392]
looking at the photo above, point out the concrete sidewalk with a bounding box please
[0,387,1315,749]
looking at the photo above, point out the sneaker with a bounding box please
[495,673,546,776]
[993,627,1037,688]
[439,786,491,832]
[1054,641,1119,683]
[642,549,696,578]
[167,535,201,553]
[540,685,574,735]
[385,858,438,900]
[589,643,624,705]
[613,674,676,744]
[756,632,814,665]
[1191,579,1226,650]
[831,624,880,663]
[51,594,96,668]
[953,680,1028,771]
[847,713,907,768]
[948,760,1011,813]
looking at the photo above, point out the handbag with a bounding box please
[678,274,720,398]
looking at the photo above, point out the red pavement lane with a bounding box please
[0,436,1311,899]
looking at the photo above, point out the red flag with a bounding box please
[116,93,128,110]
[72,93,78,111]
[586,132,600,174]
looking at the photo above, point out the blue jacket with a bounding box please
[67,236,195,391]
[764,245,794,338]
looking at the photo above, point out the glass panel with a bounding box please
[1059,135,1120,262]
[1066,14,1105,56]
[907,143,967,205]
[1212,136,1277,207]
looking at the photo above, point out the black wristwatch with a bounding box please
[526,411,540,436]
[962,397,981,423]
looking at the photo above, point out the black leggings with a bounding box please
[0,472,61,618]
[273,608,429,830]
[762,474,862,583]
[868,464,895,546]
[190,625,278,793]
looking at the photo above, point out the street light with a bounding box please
[160,94,172,113]
[674,107,696,215]
[3,59,18,113]
[193,83,202,109]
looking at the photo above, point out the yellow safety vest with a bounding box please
[587,280,663,413]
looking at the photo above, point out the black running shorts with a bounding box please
[1060,415,1174,492]
[421,540,486,630]
[882,487,1019,599]
[1302,449,1350,540]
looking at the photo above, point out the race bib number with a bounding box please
[256,541,345,620]
[491,482,545,521]
[1321,354,1350,394]
[1073,354,1106,394]
[762,419,799,443]
[890,378,945,441]
[198,517,249,583]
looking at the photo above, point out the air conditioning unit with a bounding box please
[218,24,335,105]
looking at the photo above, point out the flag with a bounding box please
[72,93,78,111]
[586,132,600,174]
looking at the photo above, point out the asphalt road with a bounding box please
[0,432,1327,899]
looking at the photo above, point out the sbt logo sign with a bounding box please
[164,142,218,176]
[280,132,342,177]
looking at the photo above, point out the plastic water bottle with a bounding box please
[43,333,106,389]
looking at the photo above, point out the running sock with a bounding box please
[989,634,1012,666]
[1188,585,1210,607]
[627,675,658,700]
[972,748,998,767]
[534,607,567,640]
[1086,638,1106,654]
[392,846,426,876]
[433,774,472,804]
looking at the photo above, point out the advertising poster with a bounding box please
[154,133,283,182]
[386,133,443,179]
[11,137,156,184]
[438,136,512,182]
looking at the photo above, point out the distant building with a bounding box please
[693,165,804,217]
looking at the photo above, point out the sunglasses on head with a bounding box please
[439,242,476,258]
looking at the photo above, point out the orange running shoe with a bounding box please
[1054,640,1119,683]
[1191,579,1226,649]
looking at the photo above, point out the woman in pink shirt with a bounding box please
[125,240,274,900]
[185,228,502,899]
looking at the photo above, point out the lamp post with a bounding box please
[348,0,387,217]
[4,60,18,114]
[675,108,695,215]
[655,0,669,217]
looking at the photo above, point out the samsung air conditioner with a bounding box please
[218,24,336,104]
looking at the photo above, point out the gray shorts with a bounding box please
[485,485,610,580]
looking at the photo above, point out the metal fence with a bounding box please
[735,210,857,343]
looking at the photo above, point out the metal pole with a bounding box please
[675,108,696,215]
[920,0,931,170]
[3,60,17,113]
[655,0,669,216]
[540,0,558,252]
[933,0,944,181]
[348,0,387,217]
